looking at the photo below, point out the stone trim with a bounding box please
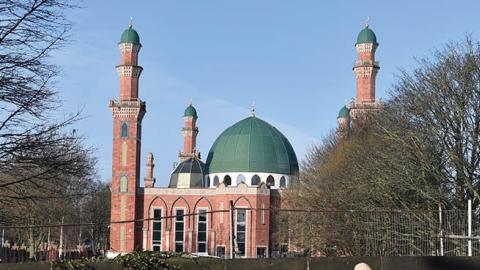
[353,66,379,78]
[355,43,377,53]
[116,65,143,77]
[140,184,270,196]
[119,43,141,53]
[109,99,146,119]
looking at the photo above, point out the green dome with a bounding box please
[184,104,198,118]
[356,26,378,45]
[169,157,205,188]
[206,116,299,175]
[337,105,350,119]
[120,25,140,45]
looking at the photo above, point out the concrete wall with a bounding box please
[2,257,480,270]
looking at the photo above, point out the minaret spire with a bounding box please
[349,21,382,121]
[251,101,256,117]
[179,102,199,161]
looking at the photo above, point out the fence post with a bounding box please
[59,216,64,259]
[468,199,472,256]
[229,200,235,259]
[438,203,443,256]
[1,228,4,247]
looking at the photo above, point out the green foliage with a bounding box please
[47,252,187,270]
[113,251,182,270]
[50,257,106,270]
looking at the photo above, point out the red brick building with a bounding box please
[108,23,298,258]
[108,21,379,258]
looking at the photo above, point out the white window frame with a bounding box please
[174,207,186,253]
[196,207,208,254]
[256,245,268,258]
[151,207,163,251]
[216,245,226,258]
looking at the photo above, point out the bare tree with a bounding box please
[390,36,480,209]
[283,36,480,256]
[0,1,96,201]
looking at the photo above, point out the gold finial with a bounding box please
[365,17,370,28]
[129,17,133,28]
[251,101,256,117]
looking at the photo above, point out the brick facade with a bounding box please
[109,40,145,253]
[109,26,282,258]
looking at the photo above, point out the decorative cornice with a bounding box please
[116,65,143,78]
[355,43,377,53]
[109,99,146,119]
[119,43,141,53]
[140,183,270,196]
[353,66,379,78]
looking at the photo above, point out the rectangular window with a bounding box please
[216,246,226,258]
[236,209,246,257]
[197,209,207,253]
[256,247,267,258]
[152,209,162,251]
[175,209,185,252]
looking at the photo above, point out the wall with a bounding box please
[2,257,480,270]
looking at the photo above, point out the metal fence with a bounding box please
[275,202,480,256]
[1,203,479,262]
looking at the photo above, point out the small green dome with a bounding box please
[120,25,140,45]
[206,116,299,175]
[356,26,378,45]
[337,105,350,119]
[184,104,198,118]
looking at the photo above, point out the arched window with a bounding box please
[213,176,219,186]
[280,176,287,188]
[251,175,261,185]
[119,176,128,192]
[266,175,275,187]
[121,122,129,138]
[236,174,246,185]
[224,175,231,186]
[205,177,210,188]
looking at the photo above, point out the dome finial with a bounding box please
[251,101,256,117]
[189,98,193,106]
[129,17,133,28]
[365,16,370,28]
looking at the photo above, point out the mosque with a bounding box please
[108,21,381,258]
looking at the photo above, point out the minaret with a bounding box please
[350,19,382,120]
[109,22,145,253]
[179,102,199,161]
[144,153,155,188]
[337,105,350,137]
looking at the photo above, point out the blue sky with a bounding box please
[53,0,480,186]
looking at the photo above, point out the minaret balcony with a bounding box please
[354,60,380,68]
[109,99,146,118]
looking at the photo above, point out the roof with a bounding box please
[356,26,378,45]
[184,104,198,118]
[206,116,299,175]
[120,25,140,45]
[169,157,205,188]
[337,105,350,119]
